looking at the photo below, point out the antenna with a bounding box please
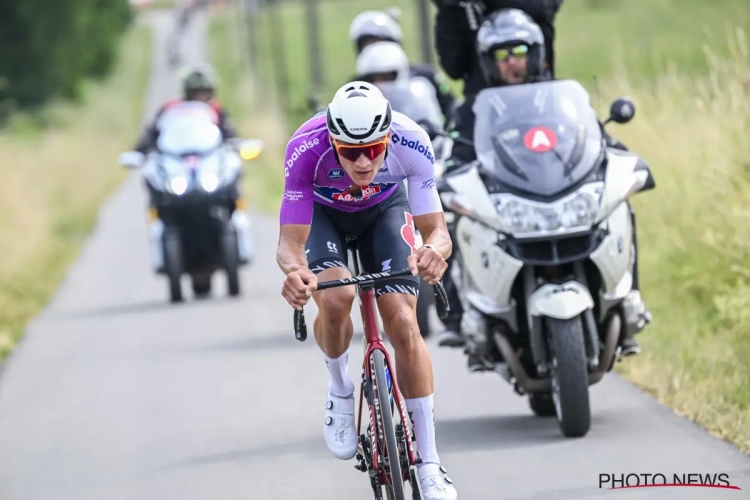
[592,74,606,117]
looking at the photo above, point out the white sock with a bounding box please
[405,394,440,468]
[323,350,355,398]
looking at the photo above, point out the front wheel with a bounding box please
[547,316,591,437]
[372,349,407,500]
[222,222,240,297]
[163,228,183,303]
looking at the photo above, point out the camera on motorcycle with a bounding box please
[604,97,636,125]
[238,139,264,161]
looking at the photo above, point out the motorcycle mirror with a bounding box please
[417,119,440,138]
[239,139,264,161]
[605,97,636,125]
[118,151,144,169]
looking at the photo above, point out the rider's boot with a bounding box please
[406,395,458,500]
[437,319,464,348]
[148,214,165,273]
[620,290,651,357]
[322,350,358,460]
[231,204,255,266]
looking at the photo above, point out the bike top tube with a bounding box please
[292,268,450,342]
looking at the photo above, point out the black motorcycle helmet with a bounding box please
[476,9,546,87]
[180,64,218,100]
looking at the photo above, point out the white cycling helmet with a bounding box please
[349,10,403,50]
[356,41,410,83]
[326,81,393,144]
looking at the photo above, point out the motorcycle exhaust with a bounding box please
[492,313,621,393]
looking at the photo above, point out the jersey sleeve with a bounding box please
[279,135,317,226]
[402,127,444,217]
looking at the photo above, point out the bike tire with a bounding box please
[372,349,407,500]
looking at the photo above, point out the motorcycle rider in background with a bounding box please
[348,10,457,126]
[133,64,237,154]
[437,9,651,369]
[129,64,255,272]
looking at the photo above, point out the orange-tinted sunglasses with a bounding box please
[333,133,390,162]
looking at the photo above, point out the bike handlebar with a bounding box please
[293,269,451,342]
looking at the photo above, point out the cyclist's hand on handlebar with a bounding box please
[408,246,447,285]
[282,268,318,310]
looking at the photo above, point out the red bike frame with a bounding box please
[356,284,418,484]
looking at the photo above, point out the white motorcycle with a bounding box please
[439,79,655,437]
[377,76,453,338]
[119,101,264,303]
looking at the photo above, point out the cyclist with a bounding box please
[277,81,458,500]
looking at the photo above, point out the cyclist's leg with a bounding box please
[306,204,358,460]
[358,188,457,499]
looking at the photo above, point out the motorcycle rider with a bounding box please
[125,64,255,275]
[133,64,237,154]
[438,9,651,366]
[348,10,457,125]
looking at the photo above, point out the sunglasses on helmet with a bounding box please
[333,135,389,162]
[493,45,529,62]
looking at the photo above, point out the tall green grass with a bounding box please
[0,21,153,360]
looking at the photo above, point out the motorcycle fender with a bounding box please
[528,281,594,320]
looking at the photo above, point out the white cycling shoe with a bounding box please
[323,392,358,460]
[418,463,458,500]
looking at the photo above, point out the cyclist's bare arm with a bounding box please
[413,212,452,260]
[410,212,452,284]
[277,224,310,275]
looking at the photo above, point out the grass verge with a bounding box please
[209,0,750,452]
[610,31,750,453]
[207,2,287,214]
[0,20,152,361]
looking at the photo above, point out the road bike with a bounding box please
[293,238,449,499]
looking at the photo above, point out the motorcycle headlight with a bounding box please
[166,176,188,195]
[200,172,219,192]
[491,182,604,236]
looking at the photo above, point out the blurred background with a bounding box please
[0,0,748,454]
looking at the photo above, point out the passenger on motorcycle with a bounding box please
[277,81,458,500]
[133,64,237,155]
[348,10,457,125]
[355,40,411,86]
[438,9,650,362]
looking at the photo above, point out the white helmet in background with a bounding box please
[356,41,410,84]
[326,82,393,144]
[349,10,403,52]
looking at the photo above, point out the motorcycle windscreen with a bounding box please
[473,79,604,197]
[377,76,444,134]
[156,101,223,156]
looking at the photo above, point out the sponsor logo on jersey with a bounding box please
[392,133,434,164]
[327,168,345,180]
[332,185,382,202]
[286,137,320,168]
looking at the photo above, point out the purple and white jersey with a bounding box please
[279,111,443,225]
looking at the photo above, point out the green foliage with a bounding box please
[0,0,134,116]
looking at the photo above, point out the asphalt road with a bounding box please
[0,9,748,500]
